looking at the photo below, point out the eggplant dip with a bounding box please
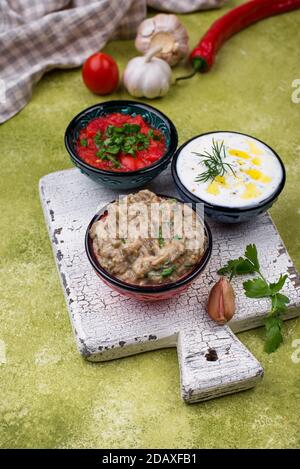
[90,190,206,286]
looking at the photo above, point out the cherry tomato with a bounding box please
[82,52,119,95]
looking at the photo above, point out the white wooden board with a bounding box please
[39,168,300,403]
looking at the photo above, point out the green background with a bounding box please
[1,0,300,449]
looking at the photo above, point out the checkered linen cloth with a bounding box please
[0,0,225,123]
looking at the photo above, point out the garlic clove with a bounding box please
[207,277,236,324]
[157,76,171,97]
[150,32,174,55]
[153,14,180,32]
[138,18,155,37]
[135,13,189,67]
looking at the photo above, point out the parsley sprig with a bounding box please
[218,244,290,353]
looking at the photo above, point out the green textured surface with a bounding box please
[1,0,300,449]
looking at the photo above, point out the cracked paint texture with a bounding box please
[1,0,300,448]
[40,168,300,403]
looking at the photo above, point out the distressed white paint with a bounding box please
[39,168,300,403]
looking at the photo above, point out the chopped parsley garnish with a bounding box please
[88,123,157,168]
[80,138,88,147]
[96,151,121,168]
[158,226,164,248]
[161,265,176,277]
[93,131,102,148]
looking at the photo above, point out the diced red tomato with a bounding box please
[135,159,147,170]
[76,112,165,172]
[147,152,161,163]
[120,155,137,171]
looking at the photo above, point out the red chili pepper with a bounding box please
[177,0,300,81]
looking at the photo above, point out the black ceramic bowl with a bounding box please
[65,100,178,190]
[171,131,286,224]
[85,194,212,302]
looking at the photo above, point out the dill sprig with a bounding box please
[193,139,236,183]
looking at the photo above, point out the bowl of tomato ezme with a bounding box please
[64,100,178,189]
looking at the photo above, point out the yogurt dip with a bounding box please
[176,132,284,208]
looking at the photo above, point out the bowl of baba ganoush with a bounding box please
[171,131,286,223]
[85,190,212,301]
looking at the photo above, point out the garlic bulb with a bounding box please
[147,0,225,13]
[135,14,189,67]
[123,47,172,99]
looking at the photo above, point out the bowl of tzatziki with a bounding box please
[171,131,286,223]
